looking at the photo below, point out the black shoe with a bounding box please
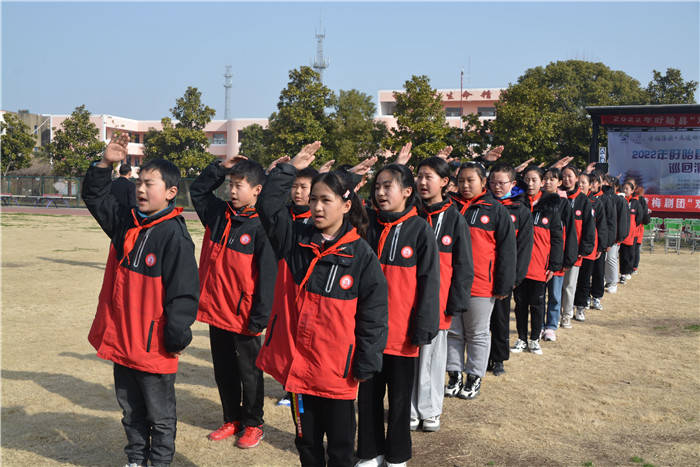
[457,374,481,399]
[444,371,462,397]
[491,361,505,376]
[486,360,495,372]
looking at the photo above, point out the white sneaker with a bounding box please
[386,462,407,467]
[355,455,384,467]
[560,315,573,329]
[574,306,586,322]
[528,339,543,355]
[591,298,603,310]
[543,329,557,341]
[410,417,419,431]
[510,338,528,353]
[605,284,618,294]
[624,273,632,281]
[632,270,639,275]
[422,415,440,432]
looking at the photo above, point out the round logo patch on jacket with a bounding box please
[441,235,452,246]
[575,210,582,216]
[145,253,156,267]
[401,246,414,258]
[240,234,251,245]
[510,214,516,223]
[339,274,354,290]
[480,215,490,224]
[542,217,549,225]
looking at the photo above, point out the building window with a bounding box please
[478,107,496,117]
[380,102,396,116]
[445,107,462,117]
[211,133,227,145]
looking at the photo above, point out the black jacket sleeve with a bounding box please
[616,195,631,243]
[561,202,579,269]
[603,194,618,248]
[352,249,389,380]
[594,200,608,253]
[160,220,200,353]
[493,204,517,296]
[411,221,441,346]
[548,207,564,273]
[189,161,228,228]
[514,206,534,287]
[82,165,131,239]
[579,197,596,257]
[445,214,473,315]
[639,196,651,225]
[247,222,278,334]
[255,163,296,260]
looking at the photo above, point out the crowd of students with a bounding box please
[81,133,650,467]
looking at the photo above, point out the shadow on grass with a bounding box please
[37,256,105,270]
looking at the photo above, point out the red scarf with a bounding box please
[423,200,452,227]
[376,207,418,258]
[452,190,487,215]
[297,228,360,298]
[122,207,183,264]
[528,191,543,212]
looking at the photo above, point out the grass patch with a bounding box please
[683,324,700,332]
[582,462,593,467]
[486,462,495,466]
[53,247,99,253]
[652,326,667,331]
[631,457,644,463]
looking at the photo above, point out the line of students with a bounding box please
[83,132,649,467]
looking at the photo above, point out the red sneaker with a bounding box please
[235,425,264,449]
[207,421,243,441]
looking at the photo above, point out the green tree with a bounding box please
[646,68,698,104]
[387,75,450,164]
[144,87,216,176]
[445,114,493,160]
[238,123,270,163]
[264,66,335,166]
[491,60,649,166]
[0,113,36,175]
[45,105,106,176]
[328,89,389,166]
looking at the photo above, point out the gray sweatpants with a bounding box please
[446,296,496,378]
[605,244,620,286]
[411,329,448,420]
[561,265,580,320]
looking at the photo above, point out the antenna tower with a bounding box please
[312,19,329,81]
[224,65,233,120]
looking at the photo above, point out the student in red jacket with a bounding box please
[620,181,642,283]
[357,163,440,467]
[559,165,596,328]
[627,177,649,274]
[82,134,199,467]
[190,158,276,448]
[512,166,563,354]
[410,157,473,433]
[446,162,516,400]
[289,167,319,225]
[255,142,389,467]
[487,163,533,368]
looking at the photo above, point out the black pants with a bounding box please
[357,354,415,464]
[574,258,595,307]
[620,244,635,275]
[114,363,177,467]
[209,325,264,427]
[290,394,355,467]
[633,241,641,270]
[513,279,545,341]
[591,252,606,299]
[488,293,511,363]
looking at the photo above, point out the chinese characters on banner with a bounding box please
[646,195,700,213]
[601,114,700,127]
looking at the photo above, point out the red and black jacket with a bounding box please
[494,189,533,288]
[524,192,564,282]
[599,186,620,248]
[366,204,440,357]
[419,199,473,331]
[584,190,609,260]
[451,190,516,297]
[603,186,630,244]
[566,186,596,266]
[553,195,579,276]
[255,163,388,400]
[82,165,199,375]
[623,195,643,246]
[190,162,277,336]
[635,195,650,241]
[290,203,312,225]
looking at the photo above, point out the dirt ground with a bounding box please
[2,212,699,466]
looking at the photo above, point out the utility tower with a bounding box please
[224,65,233,120]
[312,20,329,81]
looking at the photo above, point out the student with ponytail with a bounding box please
[255,142,389,467]
[356,163,440,467]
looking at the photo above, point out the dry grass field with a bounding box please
[2,212,699,466]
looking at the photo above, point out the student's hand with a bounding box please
[353,377,367,383]
[290,141,322,171]
[562,267,571,273]
[494,294,508,300]
[266,155,291,173]
[350,156,378,176]
[99,132,130,167]
[354,175,368,193]
[545,270,554,282]
[585,162,597,174]
[169,351,181,358]
[318,159,335,173]
[395,142,412,165]
[514,157,535,173]
[551,156,574,169]
[482,145,504,162]
[538,161,547,168]
[436,145,453,160]
[221,154,248,169]
[595,251,602,259]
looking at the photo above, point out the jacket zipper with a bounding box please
[433,211,445,239]
[388,223,403,262]
[146,320,155,352]
[325,264,339,293]
[342,344,353,378]
[235,294,244,315]
[470,208,479,225]
[488,260,492,282]
[265,315,277,346]
[132,229,153,267]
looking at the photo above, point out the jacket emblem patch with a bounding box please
[575,210,582,216]
[240,234,251,245]
[145,253,156,267]
[480,215,490,225]
[400,246,414,258]
[339,274,354,290]
[542,217,549,225]
[441,235,452,246]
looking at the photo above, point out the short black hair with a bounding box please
[489,162,516,182]
[296,167,319,181]
[139,158,180,189]
[228,159,265,187]
[119,163,131,176]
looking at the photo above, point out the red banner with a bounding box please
[601,113,700,127]
[646,194,700,213]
